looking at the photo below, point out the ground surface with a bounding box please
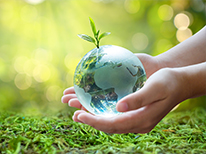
[0,108,206,154]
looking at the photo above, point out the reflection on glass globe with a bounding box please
[74,45,146,117]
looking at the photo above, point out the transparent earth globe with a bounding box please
[74,45,147,117]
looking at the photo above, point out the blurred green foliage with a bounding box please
[0,0,205,113]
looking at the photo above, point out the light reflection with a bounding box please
[14,56,29,73]
[25,0,45,5]
[174,13,190,30]
[24,59,36,76]
[124,0,140,14]
[14,73,32,90]
[132,33,149,51]
[46,85,62,101]
[33,64,51,82]
[183,11,194,27]
[33,48,52,62]
[176,28,192,42]
[158,4,173,21]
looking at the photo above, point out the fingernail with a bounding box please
[118,102,128,112]
[68,100,71,106]
[77,114,85,123]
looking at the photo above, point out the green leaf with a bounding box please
[99,32,111,40]
[77,34,95,43]
[96,30,100,38]
[89,17,97,36]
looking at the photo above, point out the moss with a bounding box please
[0,108,205,154]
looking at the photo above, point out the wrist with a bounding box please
[154,55,169,70]
[175,62,206,99]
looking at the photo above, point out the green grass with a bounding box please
[0,108,206,154]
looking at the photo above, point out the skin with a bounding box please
[61,26,206,134]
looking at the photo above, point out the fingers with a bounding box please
[74,111,117,133]
[68,98,81,108]
[73,98,174,134]
[116,80,167,112]
[63,87,75,95]
[62,87,88,111]
[69,98,88,111]
[61,94,77,103]
[73,109,144,134]
[72,110,86,123]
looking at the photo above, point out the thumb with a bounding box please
[116,89,145,112]
[116,82,165,112]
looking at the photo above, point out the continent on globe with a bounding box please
[74,45,147,117]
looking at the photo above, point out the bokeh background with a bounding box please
[0,0,205,114]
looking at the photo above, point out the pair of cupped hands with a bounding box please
[61,53,186,134]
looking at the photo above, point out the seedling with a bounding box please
[77,17,111,48]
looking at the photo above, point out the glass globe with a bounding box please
[74,45,146,117]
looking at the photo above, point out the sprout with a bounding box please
[78,17,111,48]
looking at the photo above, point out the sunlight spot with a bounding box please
[25,0,45,5]
[14,56,29,73]
[158,5,173,21]
[132,33,149,51]
[46,85,62,101]
[183,11,194,26]
[33,48,52,62]
[24,59,36,76]
[174,13,190,30]
[124,0,140,14]
[15,73,32,90]
[176,28,192,42]
[33,64,51,82]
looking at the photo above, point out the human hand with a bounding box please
[71,67,187,134]
[61,53,159,111]
[135,53,160,78]
[61,87,87,112]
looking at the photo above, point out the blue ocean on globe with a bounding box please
[74,45,147,117]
